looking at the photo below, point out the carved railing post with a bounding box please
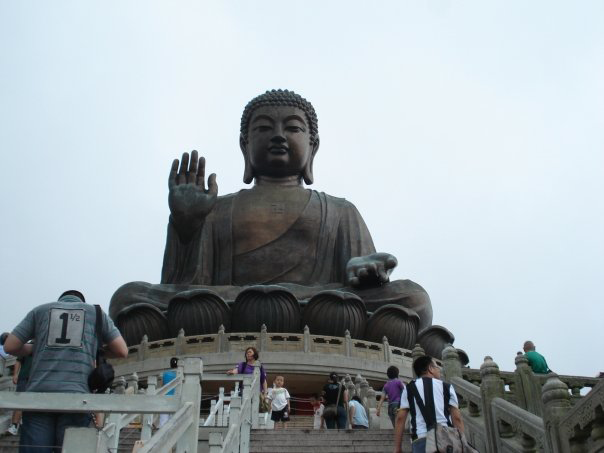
[360,376,369,401]
[514,352,543,416]
[251,367,260,429]
[480,356,505,452]
[591,407,604,446]
[542,375,571,453]
[230,396,242,446]
[411,344,425,377]
[176,357,202,452]
[345,375,355,399]
[138,335,148,362]
[217,324,228,352]
[175,328,185,355]
[366,387,380,429]
[126,373,139,394]
[141,375,157,441]
[240,375,252,452]
[345,330,352,357]
[259,324,267,351]
[303,325,311,353]
[442,344,462,382]
[382,336,391,362]
[113,376,126,394]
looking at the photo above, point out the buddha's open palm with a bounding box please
[168,151,218,225]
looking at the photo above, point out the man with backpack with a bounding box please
[393,355,465,453]
[3,290,128,453]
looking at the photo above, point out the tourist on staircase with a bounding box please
[310,394,325,429]
[393,356,465,453]
[268,375,291,429]
[377,365,404,427]
[348,395,369,429]
[322,372,348,430]
[3,290,128,453]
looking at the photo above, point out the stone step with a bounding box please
[249,429,410,453]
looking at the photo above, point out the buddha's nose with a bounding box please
[270,133,286,144]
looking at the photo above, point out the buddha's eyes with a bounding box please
[255,125,272,132]
[285,125,305,133]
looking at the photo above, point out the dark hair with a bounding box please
[386,366,399,380]
[310,393,320,400]
[352,395,362,404]
[329,372,338,382]
[59,290,85,302]
[245,347,259,361]
[240,89,319,146]
[170,357,179,368]
[413,355,434,377]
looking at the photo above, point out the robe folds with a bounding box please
[161,190,376,287]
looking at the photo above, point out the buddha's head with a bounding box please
[240,89,320,184]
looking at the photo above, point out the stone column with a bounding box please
[138,335,148,362]
[141,375,156,441]
[382,336,391,362]
[217,324,228,352]
[303,325,311,353]
[480,356,505,453]
[541,375,571,453]
[259,324,268,351]
[442,344,462,382]
[176,357,203,453]
[175,328,185,355]
[514,352,543,416]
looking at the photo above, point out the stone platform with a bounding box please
[109,327,419,395]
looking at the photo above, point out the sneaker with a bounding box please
[7,424,18,435]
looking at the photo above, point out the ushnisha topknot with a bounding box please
[240,89,319,145]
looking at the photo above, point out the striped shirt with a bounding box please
[12,295,120,393]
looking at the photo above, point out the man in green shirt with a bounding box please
[523,341,551,374]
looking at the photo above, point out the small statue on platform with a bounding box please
[110,90,451,352]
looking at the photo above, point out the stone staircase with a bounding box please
[0,427,142,453]
[249,429,410,453]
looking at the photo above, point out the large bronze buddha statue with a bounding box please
[110,90,451,355]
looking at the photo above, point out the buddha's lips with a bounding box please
[268,146,288,154]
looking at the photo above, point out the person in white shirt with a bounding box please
[393,356,465,453]
[267,376,291,429]
[348,396,369,429]
[310,394,325,429]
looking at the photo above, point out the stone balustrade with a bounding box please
[111,325,415,368]
[441,345,604,453]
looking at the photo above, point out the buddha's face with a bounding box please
[243,105,317,180]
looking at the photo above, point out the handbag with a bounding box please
[88,305,115,394]
[425,424,465,453]
[259,394,271,413]
[322,382,341,419]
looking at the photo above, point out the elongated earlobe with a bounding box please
[303,136,320,185]
[240,134,254,184]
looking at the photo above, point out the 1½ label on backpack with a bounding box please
[47,308,86,348]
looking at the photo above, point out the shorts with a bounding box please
[270,408,290,422]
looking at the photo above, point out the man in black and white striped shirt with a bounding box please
[393,355,465,453]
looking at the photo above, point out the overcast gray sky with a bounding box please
[1,1,602,378]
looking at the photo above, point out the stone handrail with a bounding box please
[441,345,604,453]
[490,396,546,451]
[114,326,414,368]
[208,367,260,453]
[0,357,203,452]
[557,378,604,451]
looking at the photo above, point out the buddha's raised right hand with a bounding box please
[168,151,218,235]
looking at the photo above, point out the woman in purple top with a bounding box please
[376,366,404,426]
[227,346,268,394]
